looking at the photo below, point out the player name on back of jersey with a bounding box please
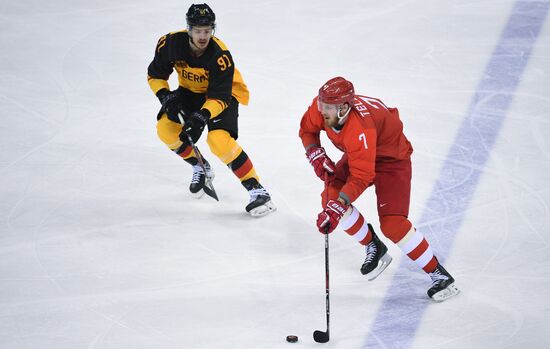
[353,98,371,118]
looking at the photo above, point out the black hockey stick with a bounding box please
[313,226,330,343]
[314,177,331,343]
[178,115,219,201]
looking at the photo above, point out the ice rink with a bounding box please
[1,0,550,348]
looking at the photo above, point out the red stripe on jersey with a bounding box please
[234,158,253,179]
[408,238,429,261]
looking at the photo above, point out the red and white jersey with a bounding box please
[299,95,413,203]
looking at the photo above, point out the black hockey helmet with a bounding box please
[186,3,216,28]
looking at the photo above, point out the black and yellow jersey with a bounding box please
[147,30,249,118]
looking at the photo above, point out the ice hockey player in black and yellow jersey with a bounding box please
[147,3,275,217]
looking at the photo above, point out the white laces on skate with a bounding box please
[429,268,449,284]
[191,165,205,184]
[248,187,269,202]
[364,241,377,264]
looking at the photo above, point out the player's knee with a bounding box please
[379,215,412,243]
[207,129,241,164]
[156,115,183,149]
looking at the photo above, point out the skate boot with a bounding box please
[360,224,392,281]
[189,159,214,198]
[427,262,460,302]
[242,178,276,217]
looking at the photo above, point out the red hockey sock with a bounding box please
[380,215,437,273]
[396,226,438,273]
[340,206,372,245]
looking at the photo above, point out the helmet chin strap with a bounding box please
[337,104,351,125]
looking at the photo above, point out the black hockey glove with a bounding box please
[180,110,209,144]
[157,89,186,123]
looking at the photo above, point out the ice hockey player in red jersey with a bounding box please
[147,3,275,217]
[299,76,460,301]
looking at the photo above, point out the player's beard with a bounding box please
[323,116,338,128]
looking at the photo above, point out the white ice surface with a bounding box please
[1,0,549,348]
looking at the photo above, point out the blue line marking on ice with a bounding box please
[363,1,550,348]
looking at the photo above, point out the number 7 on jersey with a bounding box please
[359,133,368,149]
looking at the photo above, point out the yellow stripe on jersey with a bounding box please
[211,36,229,51]
[232,69,249,105]
[147,76,170,94]
[203,98,227,118]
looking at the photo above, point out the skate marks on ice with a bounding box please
[364,1,550,348]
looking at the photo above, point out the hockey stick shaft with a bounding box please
[313,178,331,343]
[323,177,330,338]
[313,231,331,343]
[324,226,330,332]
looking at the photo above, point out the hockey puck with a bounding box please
[286,335,298,343]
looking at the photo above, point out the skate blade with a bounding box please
[190,172,217,201]
[249,201,277,217]
[431,283,460,302]
[366,254,393,281]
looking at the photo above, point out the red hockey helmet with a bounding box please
[318,77,355,105]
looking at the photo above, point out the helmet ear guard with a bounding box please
[186,3,216,28]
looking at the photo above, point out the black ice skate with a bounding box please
[360,224,392,281]
[242,178,276,217]
[189,159,214,198]
[427,262,460,302]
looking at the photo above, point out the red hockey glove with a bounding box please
[316,199,348,234]
[306,146,335,181]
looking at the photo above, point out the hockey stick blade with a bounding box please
[176,116,219,202]
[313,330,329,343]
[203,178,219,201]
